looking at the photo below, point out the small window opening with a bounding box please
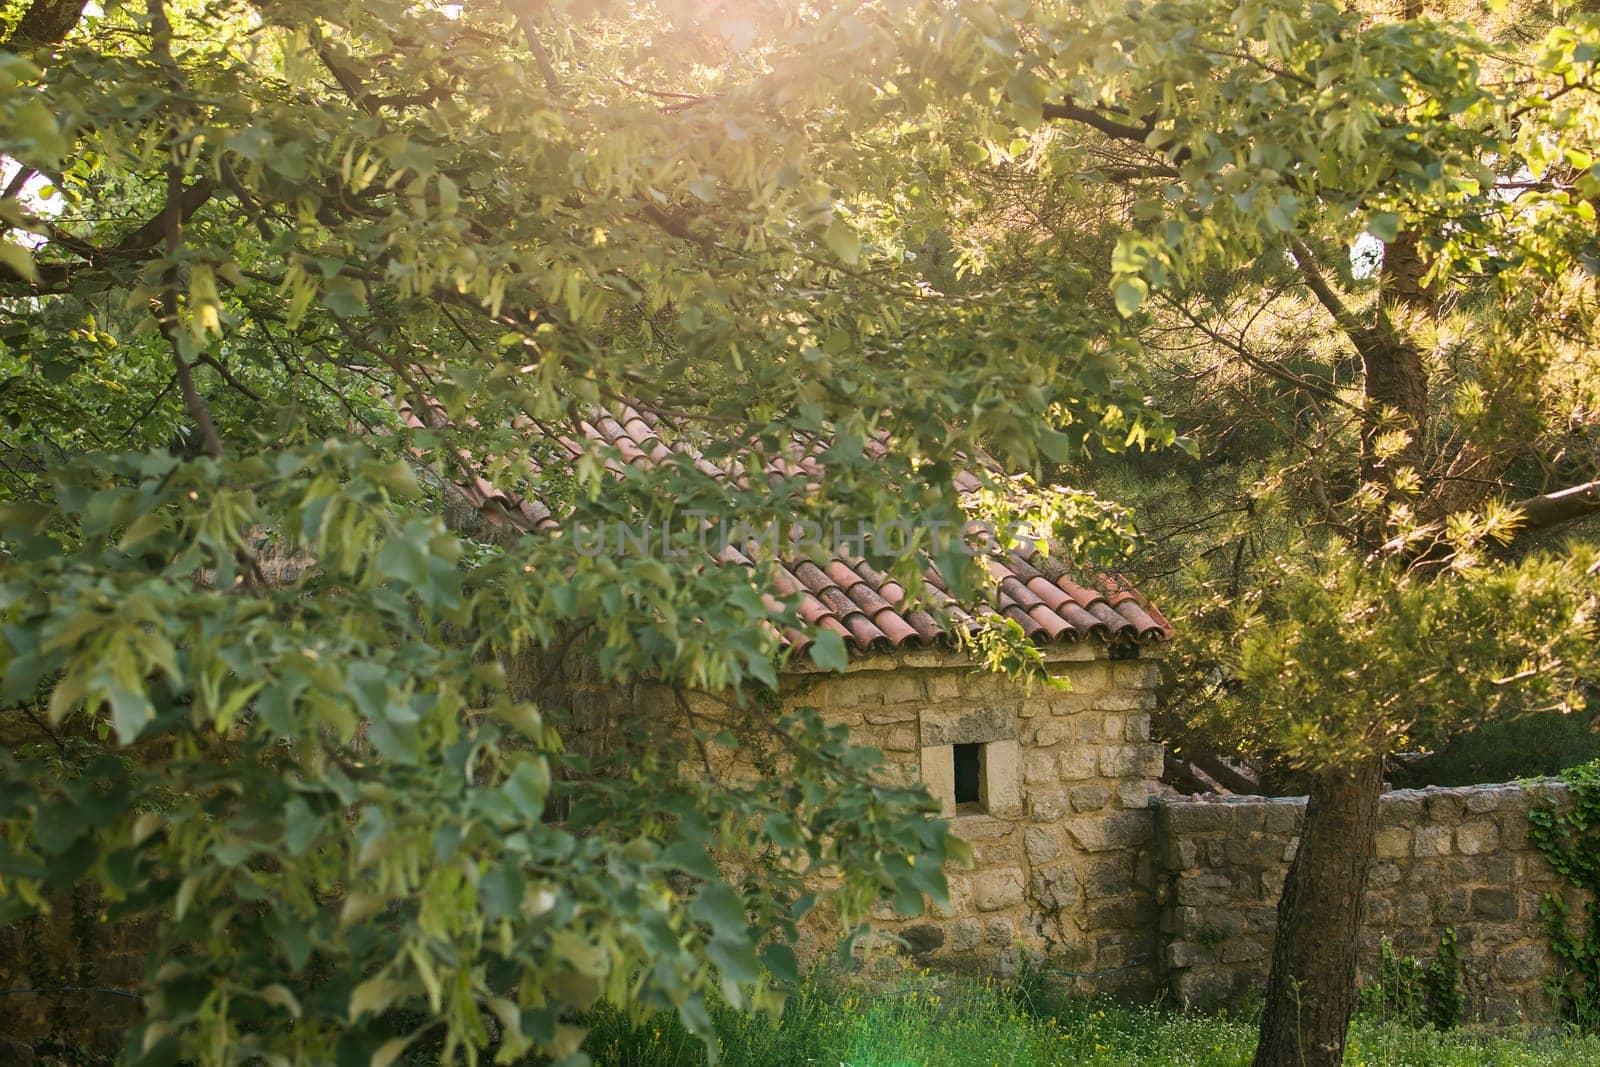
[953,742,983,809]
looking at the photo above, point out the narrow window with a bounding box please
[953,742,983,808]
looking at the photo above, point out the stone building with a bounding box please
[429,401,1177,984]
[419,400,1583,1016]
[778,638,1168,984]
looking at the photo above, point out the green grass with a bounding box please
[577,973,1600,1067]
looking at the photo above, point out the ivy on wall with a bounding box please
[1528,763,1600,1029]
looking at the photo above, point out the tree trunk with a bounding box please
[1252,755,1385,1067]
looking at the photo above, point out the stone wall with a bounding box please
[507,641,1168,992]
[1155,784,1580,1021]
[784,647,1166,993]
[0,887,147,1057]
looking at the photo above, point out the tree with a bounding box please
[0,0,1157,1062]
[734,0,1598,1060]
[928,3,1600,1063]
[4,0,1599,1064]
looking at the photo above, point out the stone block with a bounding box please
[1421,788,1468,822]
[1058,748,1098,781]
[1079,896,1143,932]
[1164,838,1198,870]
[1124,713,1151,741]
[925,672,961,701]
[1261,803,1304,834]
[973,868,1026,912]
[1099,745,1142,778]
[1375,827,1412,860]
[825,675,883,708]
[951,813,1013,841]
[1165,940,1209,968]
[1225,835,1287,868]
[1396,892,1431,927]
[878,725,918,752]
[1081,855,1134,898]
[1116,781,1152,809]
[1368,862,1401,889]
[1066,662,1110,692]
[865,704,918,724]
[1464,785,1513,814]
[1075,715,1105,744]
[1496,943,1548,984]
[1030,720,1070,746]
[1028,863,1079,909]
[1024,826,1062,866]
[1220,937,1269,964]
[982,739,1023,817]
[1160,801,1236,834]
[949,918,983,952]
[1382,791,1426,822]
[984,916,1017,946]
[1023,749,1058,786]
[1070,782,1111,812]
[900,922,945,956]
[1111,661,1159,689]
[1456,821,1500,855]
[1065,811,1152,853]
[1227,803,1266,834]
[1028,790,1068,822]
[1413,825,1454,857]
[1102,713,1126,739]
[1044,692,1096,716]
[1094,692,1143,712]
[920,703,1015,747]
[1449,854,1512,885]
[919,744,955,816]
[879,674,927,705]
[1471,887,1518,922]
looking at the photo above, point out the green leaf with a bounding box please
[323,277,369,318]
[0,242,37,282]
[761,943,798,984]
[808,629,849,672]
[1366,212,1402,243]
[824,220,861,266]
[1112,277,1148,318]
[689,882,748,941]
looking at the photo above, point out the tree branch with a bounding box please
[1511,480,1600,536]
[147,0,223,462]
[1039,99,1155,143]
[1288,237,1366,336]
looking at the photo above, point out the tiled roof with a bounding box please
[399,399,1173,653]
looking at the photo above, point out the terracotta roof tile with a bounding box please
[402,397,1174,653]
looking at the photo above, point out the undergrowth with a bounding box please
[570,969,1600,1066]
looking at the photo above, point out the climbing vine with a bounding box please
[1527,762,1600,1029]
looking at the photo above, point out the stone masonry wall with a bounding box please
[784,648,1166,993]
[1156,784,1580,1021]
[509,643,1168,991]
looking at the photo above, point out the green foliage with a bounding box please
[1392,712,1600,789]
[1528,761,1600,1030]
[3,0,1600,1061]
[1226,542,1600,770]
[575,971,1597,1067]
[1358,930,1463,1032]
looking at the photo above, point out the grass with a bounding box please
[577,972,1600,1067]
